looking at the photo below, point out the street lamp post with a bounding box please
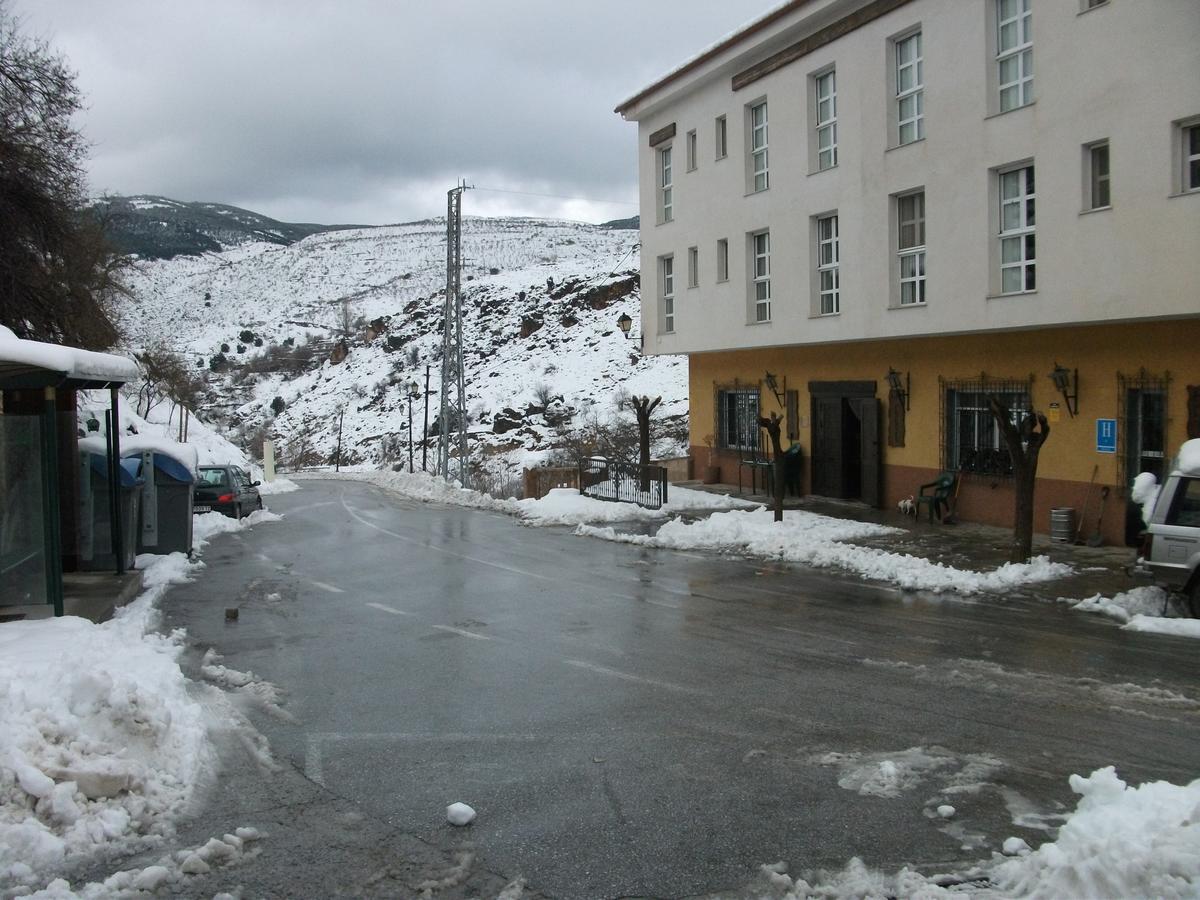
[406,379,420,472]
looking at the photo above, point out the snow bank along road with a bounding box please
[155,479,1199,898]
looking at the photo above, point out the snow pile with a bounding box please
[578,508,1072,595]
[22,827,264,899]
[192,509,282,551]
[314,469,519,513]
[1131,472,1161,524]
[1175,438,1200,476]
[0,555,209,889]
[754,768,1200,899]
[1068,587,1200,639]
[517,485,757,526]
[255,475,299,495]
[1123,615,1200,639]
[1069,586,1168,623]
[991,767,1200,898]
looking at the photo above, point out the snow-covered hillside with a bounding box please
[118,217,686,488]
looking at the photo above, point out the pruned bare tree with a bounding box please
[987,395,1051,563]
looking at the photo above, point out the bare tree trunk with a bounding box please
[987,396,1051,563]
[629,395,662,492]
[758,412,785,522]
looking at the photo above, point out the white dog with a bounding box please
[897,495,916,517]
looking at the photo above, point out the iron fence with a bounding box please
[578,456,668,510]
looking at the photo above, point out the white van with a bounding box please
[1143,439,1200,616]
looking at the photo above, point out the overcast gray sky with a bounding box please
[12,1,769,225]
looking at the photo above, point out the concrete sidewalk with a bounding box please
[680,480,1143,604]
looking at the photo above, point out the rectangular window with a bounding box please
[896,32,924,145]
[687,246,699,288]
[661,255,675,333]
[659,146,673,223]
[897,192,926,305]
[816,214,840,315]
[815,70,838,170]
[716,238,729,282]
[686,129,697,172]
[715,115,728,160]
[999,165,1035,294]
[945,386,1030,475]
[750,101,769,192]
[751,230,771,322]
[1087,141,1110,209]
[719,390,760,450]
[1185,123,1200,193]
[997,0,1033,112]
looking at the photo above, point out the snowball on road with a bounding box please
[446,803,476,826]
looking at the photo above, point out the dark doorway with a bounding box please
[809,382,881,506]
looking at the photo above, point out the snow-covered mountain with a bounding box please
[92,195,357,259]
[117,216,687,490]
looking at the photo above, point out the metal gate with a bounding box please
[578,457,668,510]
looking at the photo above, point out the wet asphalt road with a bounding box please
[152,478,1199,898]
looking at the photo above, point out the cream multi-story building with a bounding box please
[616,0,1200,543]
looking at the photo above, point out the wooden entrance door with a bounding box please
[811,397,843,498]
[809,382,882,506]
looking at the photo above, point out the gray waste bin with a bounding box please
[79,452,141,572]
[125,450,194,555]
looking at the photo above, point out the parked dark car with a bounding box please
[194,465,262,519]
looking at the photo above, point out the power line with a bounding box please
[473,186,637,208]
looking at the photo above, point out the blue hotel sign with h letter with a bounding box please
[1096,418,1117,454]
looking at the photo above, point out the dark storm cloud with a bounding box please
[12,0,768,224]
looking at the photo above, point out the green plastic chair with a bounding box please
[916,472,957,522]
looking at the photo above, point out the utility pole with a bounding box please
[422,364,431,473]
[438,181,471,487]
[334,406,345,473]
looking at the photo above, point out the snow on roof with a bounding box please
[614,0,805,115]
[121,436,200,477]
[0,328,139,386]
[1173,439,1200,477]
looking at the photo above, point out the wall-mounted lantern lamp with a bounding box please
[886,368,910,411]
[1049,363,1078,417]
[764,371,785,407]
[615,312,643,352]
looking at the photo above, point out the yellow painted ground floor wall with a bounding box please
[687,319,1200,546]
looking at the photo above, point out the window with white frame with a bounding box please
[718,389,760,450]
[749,101,769,192]
[751,230,771,322]
[1184,122,1200,193]
[658,146,673,223]
[897,192,926,305]
[1086,141,1110,209]
[997,0,1033,112]
[999,165,1035,294]
[895,32,924,145]
[660,255,675,332]
[687,246,699,288]
[715,115,728,160]
[815,70,838,170]
[716,238,729,282]
[816,214,840,314]
[686,129,697,172]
